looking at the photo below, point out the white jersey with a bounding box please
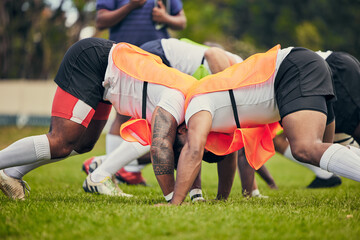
[316,50,333,60]
[185,47,293,133]
[161,38,243,75]
[103,45,185,125]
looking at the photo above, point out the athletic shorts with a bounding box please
[274,47,335,124]
[54,37,114,109]
[327,52,360,134]
[140,39,171,67]
[51,87,112,128]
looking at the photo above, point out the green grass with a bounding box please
[0,126,360,240]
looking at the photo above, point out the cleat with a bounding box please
[251,189,269,199]
[82,156,103,175]
[83,174,133,197]
[307,174,342,189]
[252,193,269,199]
[190,189,205,202]
[114,168,148,186]
[191,195,205,202]
[0,170,30,200]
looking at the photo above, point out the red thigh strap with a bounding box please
[51,87,95,127]
[93,102,112,120]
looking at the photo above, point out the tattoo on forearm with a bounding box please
[151,108,177,176]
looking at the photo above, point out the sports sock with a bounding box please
[347,145,360,157]
[91,141,150,182]
[164,191,174,202]
[4,150,79,179]
[320,144,360,182]
[124,160,147,172]
[0,135,51,170]
[106,133,147,172]
[105,133,124,154]
[284,145,334,179]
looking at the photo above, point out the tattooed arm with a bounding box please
[150,106,178,196]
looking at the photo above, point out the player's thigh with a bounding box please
[282,110,329,164]
[74,119,108,153]
[47,116,87,157]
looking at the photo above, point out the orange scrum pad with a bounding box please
[120,118,152,146]
[205,122,282,170]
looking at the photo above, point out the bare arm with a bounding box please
[216,152,237,200]
[150,107,178,196]
[171,111,212,205]
[152,2,186,30]
[96,0,147,30]
[204,47,236,74]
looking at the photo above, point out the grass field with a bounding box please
[1,126,360,240]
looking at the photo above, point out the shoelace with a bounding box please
[20,180,31,197]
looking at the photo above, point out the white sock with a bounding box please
[106,133,124,154]
[4,150,78,179]
[124,159,146,173]
[320,144,360,182]
[0,135,51,170]
[347,145,360,157]
[251,189,260,197]
[164,191,174,202]
[284,145,334,179]
[106,133,147,172]
[91,141,150,182]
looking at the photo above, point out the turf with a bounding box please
[0,126,359,240]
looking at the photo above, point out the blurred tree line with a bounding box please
[0,0,359,80]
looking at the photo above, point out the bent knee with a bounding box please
[289,143,315,164]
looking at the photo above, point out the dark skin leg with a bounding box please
[273,133,289,155]
[256,165,278,189]
[108,113,131,136]
[352,123,360,144]
[47,116,107,158]
[216,152,237,200]
[237,148,255,197]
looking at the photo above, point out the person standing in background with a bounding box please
[84,0,187,185]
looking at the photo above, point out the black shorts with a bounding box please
[274,47,335,123]
[54,38,114,109]
[140,39,171,67]
[327,52,360,134]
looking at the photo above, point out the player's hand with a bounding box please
[129,0,147,9]
[152,1,168,23]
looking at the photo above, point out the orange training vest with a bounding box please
[185,45,282,170]
[113,43,197,145]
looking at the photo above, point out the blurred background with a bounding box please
[0,0,359,125]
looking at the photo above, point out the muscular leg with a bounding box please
[2,117,106,177]
[108,113,130,135]
[282,110,330,166]
[256,165,278,189]
[216,152,237,200]
[237,148,255,197]
[273,126,341,188]
[283,110,360,182]
[273,132,289,154]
